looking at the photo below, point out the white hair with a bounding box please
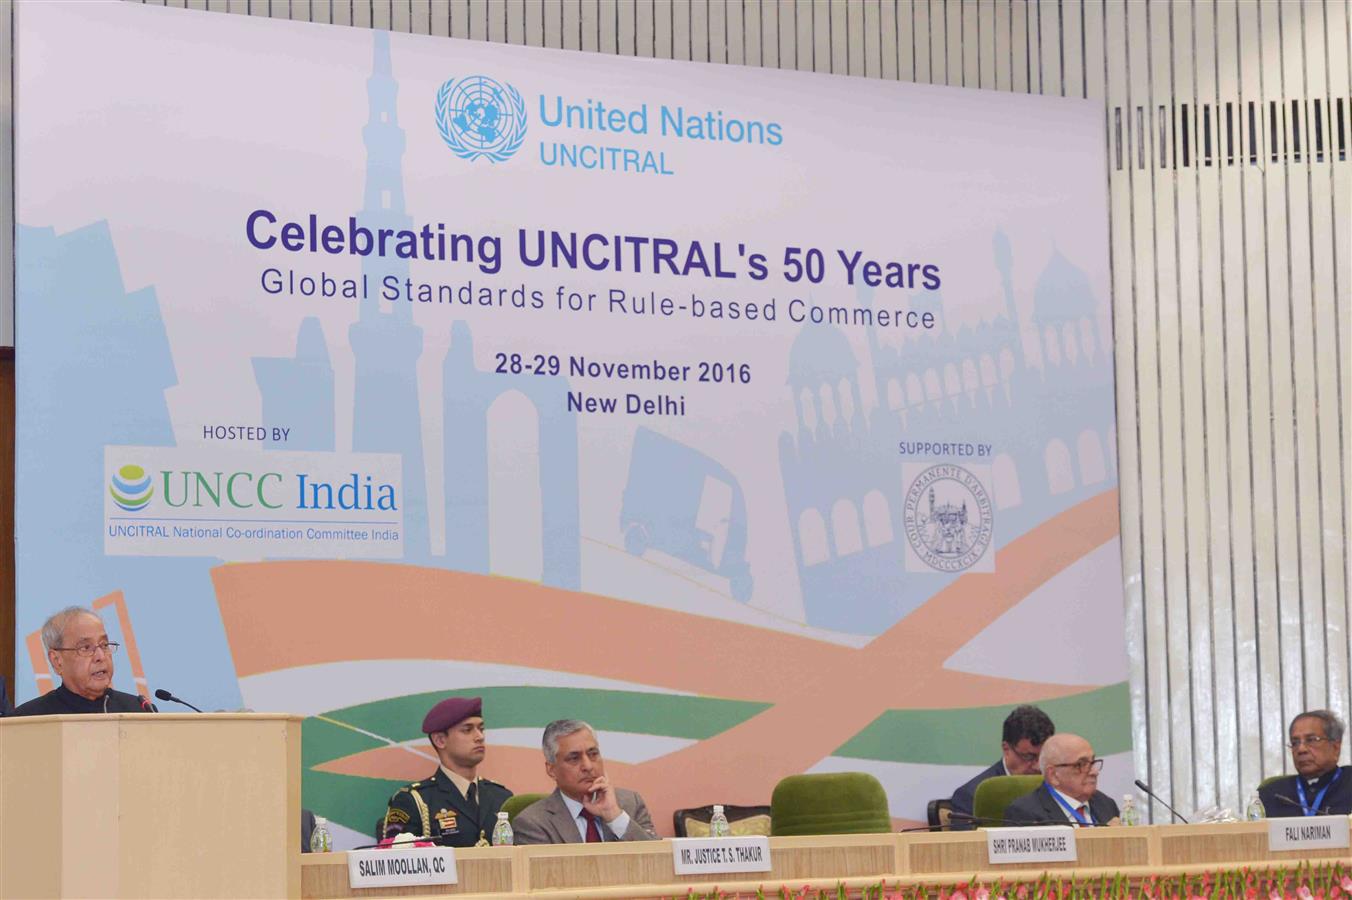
[40,606,101,653]
[542,719,596,763]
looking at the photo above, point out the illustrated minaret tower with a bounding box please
[348,31,429,560]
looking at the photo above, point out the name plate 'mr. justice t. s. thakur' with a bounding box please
[671,837,773,876]
[985,826,1079,865]
[1267,816,1351,852]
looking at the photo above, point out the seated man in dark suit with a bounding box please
[1258,709,1351,817]
[512,719,658,844]
[1004,732,1120,827]
[950,704,1054,828]
[13,607,152,715]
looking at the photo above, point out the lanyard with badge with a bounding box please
[1045,783,1092,826]
[1295,768,1342,816]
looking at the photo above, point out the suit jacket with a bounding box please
[949,760,1005,829]
[1004,783,1119,827]
[12,683,150,716]
[1258,766,1352,817]
[512,787,658,844]
[301,808,316,853]
[382,769,512,847]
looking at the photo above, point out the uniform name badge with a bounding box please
[434,809,459,834]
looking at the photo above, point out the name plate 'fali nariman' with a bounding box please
[1267,816,1350,852]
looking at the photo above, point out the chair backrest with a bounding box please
[926,797,954,830]
[1258,774,1286,790]
[501,792,547,824]
[673,804,772,837]
[770,772,892,836]
[973,774,1044,826]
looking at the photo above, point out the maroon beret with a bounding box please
[422,696,482,734]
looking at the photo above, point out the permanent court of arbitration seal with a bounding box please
[903,464,995,573]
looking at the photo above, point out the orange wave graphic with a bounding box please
[215,489,1120,834]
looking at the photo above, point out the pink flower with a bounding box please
[974,889,990,900]
[1342,876,1352,892]
[1297,887,1314,900]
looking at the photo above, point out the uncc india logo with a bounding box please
[434,75,527,163]
[110,464,154,512]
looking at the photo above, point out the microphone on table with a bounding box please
[1134,779,1190,824]
[944,810,1093,828]
[1270,792,1334,815]
[154,688,203,713]
[350,832,459,851]
[138,694,158,712]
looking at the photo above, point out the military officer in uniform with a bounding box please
[380,696,513,846]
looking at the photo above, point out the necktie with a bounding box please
[466,781,480,813]
[1076,804,1089,824]
[583,811,602,843]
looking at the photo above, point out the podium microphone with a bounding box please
[139,695,158,712]
[1134,779,1190,824]
[154,688,203,713]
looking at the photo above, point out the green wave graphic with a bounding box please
[321,685,772,745]
[302,685,772,836]
[831,682,1132,765]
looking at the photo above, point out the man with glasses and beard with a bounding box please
[949,705,1055,829]
[1259,709,1351,817]
[1003,733,1120,826]
[14,606,152,715]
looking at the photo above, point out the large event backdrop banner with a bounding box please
[14,2,1131,843]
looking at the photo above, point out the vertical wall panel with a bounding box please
[0,1,12,349]
[0,0,1342,817]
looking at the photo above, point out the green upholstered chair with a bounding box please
[1258,774,1285,789]
[501,792,547,824]
[769,772,892,836]
[973,774,1044,826]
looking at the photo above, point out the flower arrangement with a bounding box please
[670,862,1352,900]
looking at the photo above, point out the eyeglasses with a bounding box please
[1288,736,1332,749]
[52,641,120,657]
[1051,758,1104,775]
[1009,748,1041,765]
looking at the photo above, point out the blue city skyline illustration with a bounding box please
[15,29,1117,714]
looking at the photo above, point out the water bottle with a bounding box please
[1245,791,1265,821]
[1119,794,1139,826]
[491,811,514,846]
[309,815,333,853]
[709,804,731,837]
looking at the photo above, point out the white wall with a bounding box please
[2,0,1348,820]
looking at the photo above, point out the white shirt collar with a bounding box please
[439,765,477,798]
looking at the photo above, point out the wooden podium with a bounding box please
[0,712,302,899]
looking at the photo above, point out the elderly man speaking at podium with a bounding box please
[1003,733,1120,827]
[13,606,152,716]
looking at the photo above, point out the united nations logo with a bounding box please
[434,75,527,163]
[903,464,995,573]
